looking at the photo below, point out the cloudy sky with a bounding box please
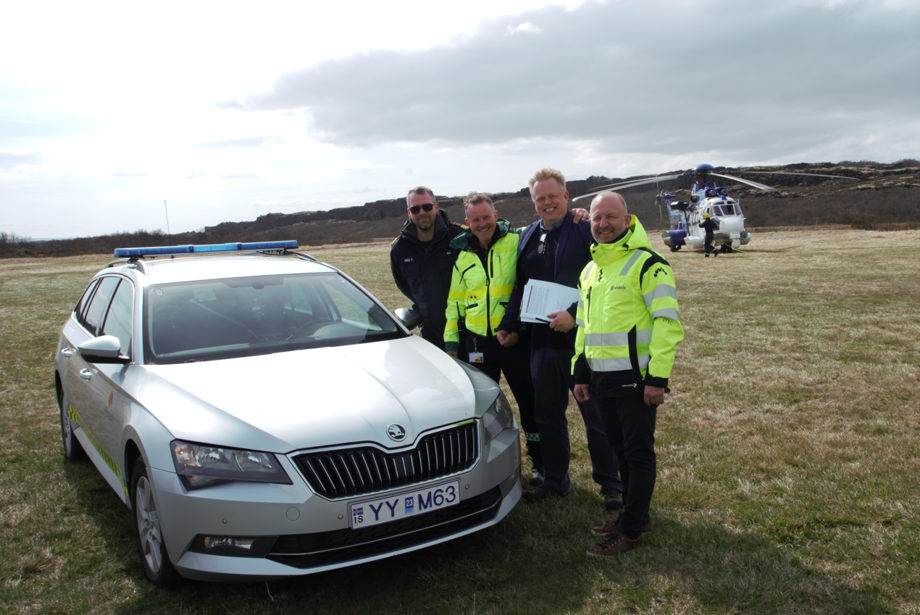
[2,0,918,239]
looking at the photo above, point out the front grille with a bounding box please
[293,422,479,499]
[267,487,502,569]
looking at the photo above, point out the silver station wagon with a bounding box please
[53,241,521,586]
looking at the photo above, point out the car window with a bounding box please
[101,279,134,357]
[83,277,120,337]
[74,280,100,327]
[319,277,389,331]
[143,272,405,364]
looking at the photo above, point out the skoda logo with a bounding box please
[386,424,407,442]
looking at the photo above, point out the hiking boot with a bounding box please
[600,486,624,511]
[591,517,652,537]
[530,467,545,487]
[586,528,642,558]
[522,486,568,503]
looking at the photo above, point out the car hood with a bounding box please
[137,336,494,453]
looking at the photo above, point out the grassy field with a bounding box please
[1,228,919,614]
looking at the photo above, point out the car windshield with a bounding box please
[143,272,405,364]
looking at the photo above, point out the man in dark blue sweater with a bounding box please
[501,168,623,509]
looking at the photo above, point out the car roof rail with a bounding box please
[105,258,149,275]
[291,251,321,263]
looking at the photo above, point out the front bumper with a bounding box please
[153,424,521,581]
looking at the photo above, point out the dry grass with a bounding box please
[1,229,919,614]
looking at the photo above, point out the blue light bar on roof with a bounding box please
[114,240,298,258]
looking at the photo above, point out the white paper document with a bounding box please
[520,279,581,324]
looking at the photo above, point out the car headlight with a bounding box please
[170,440,293,490]
[481,392,515,445]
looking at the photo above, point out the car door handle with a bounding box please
[79,369,93,381]
[61,348,75,358]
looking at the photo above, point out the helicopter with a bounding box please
[574,164,858,253]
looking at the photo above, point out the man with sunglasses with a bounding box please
[502,168,623,510]
[390,186,466,351]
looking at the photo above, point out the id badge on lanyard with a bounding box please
[468,333,484,363]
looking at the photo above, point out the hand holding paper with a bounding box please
[520,280,580,324]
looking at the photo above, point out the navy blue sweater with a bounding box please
[501,210,595,350]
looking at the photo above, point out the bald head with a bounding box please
[589,192,631,243]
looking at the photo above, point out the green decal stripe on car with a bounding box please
[67,404,129,498]
[454,419,475,426]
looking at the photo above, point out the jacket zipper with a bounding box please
[485,247,493,333]
[586,285,593,326]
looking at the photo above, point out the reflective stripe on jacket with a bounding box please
[572,216,683,390]
[444,220,520,349]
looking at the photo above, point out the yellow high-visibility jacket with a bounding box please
[572,216,684,392]
[444,220,520,352]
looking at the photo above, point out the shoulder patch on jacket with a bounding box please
[637,247,671,283]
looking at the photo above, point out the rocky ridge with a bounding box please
[202,160,920,241]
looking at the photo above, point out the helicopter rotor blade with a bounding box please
[710,172,778,192]
[572,173,684,202]
[733,171,858,181]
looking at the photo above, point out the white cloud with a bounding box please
[223,0,919,161]
[191,136,286,149]
[218,172,262,180]
[0,152,44,170]
[507,22,543,34]
[1,0,918,238]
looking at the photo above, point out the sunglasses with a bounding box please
[409,203,435,214]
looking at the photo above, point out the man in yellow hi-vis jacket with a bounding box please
[445,194,542,482]
[572,192,684,557]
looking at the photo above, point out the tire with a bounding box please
[57,380,86,461]
[131,459,182,588]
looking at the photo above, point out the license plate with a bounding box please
[349,480,460,529]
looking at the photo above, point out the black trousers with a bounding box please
[531,346,622,495]
[466,332,542,472]
[596,395,657,540]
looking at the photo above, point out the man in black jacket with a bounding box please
[390,186,465,350]
[699,213,719,257]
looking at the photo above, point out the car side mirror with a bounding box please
[394,308,421,331]
[78,335,131,364]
